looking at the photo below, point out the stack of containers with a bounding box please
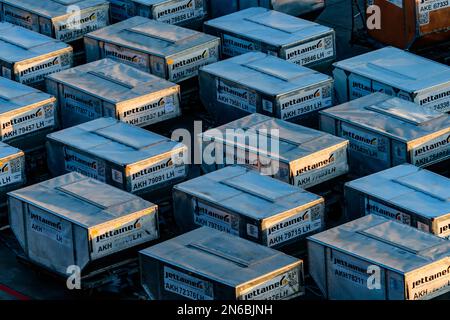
[200,113,349,190]
[332,47,450,113]
[344,164,450,239]
[308,215,450,300]
[0,22,73,89]
[204,7,336,70]
[46,117,189,198]
[0,0,110,64]
[320,93,450,177]
[46,58,181,128]
[139,227,304,300]
[199,52,334,126]
[0,77,58,182]
[173,165,325,251]
[109,0,208,29]
[8,172,159,276]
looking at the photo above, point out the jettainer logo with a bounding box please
[281,89,321,110]
[157,0,194,19]
[286,40,323,61]
[94,219,142,243]
[2,108,43,130]
[414,134,450,158]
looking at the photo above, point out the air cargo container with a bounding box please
[208,0,325,19]
[0,0,110,43]
[46,58,181,129]
[139,227,304,300]
[109,0,207,28]
[333,47,450,112]
[173,166,325,250]
[0,77,58,152]
[199,52,334,126]
[203,7,335,70]
[200,114,349,190]
[0,142,25,200]
[46,117,188,196]
[320,93,450,176]
[344,164,450,239]
[8,172,159,276]
[308,214,450,300]
[365,0,450,49]
[0,22,73,88]
[84,16,220,83]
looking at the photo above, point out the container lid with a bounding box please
[204,7,333,47]
[0,77,55,113]
[46,117,186,166]
[200,52,332,96]
[175,165,323,220]
[8,172,156,227]
[140,227,301,287]
[0,141,24,159]
[0,22,71,63]
[2,0,109,19]
[333,47,450,92]
[320,93,450,142]
[346,164,450,218]
[308,214,450,274]
[202,113,348,163]
[46,59,178,104]
[86,16,219,57]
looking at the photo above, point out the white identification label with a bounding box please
[285,35,334,66]
[63,87,102,121]
[222,34,258,57]
[153,0,204,25]
[292,146,348,189]
[365,198,411,225]
[239,268,300,300]
[54,8,108,42]
[418,0,449,25]
[164,266,214,300]
[331,251,373,288]
[120,95,176,126]
[216,79,257,113]
[130,155,186,192]
[280,85,332,120]
[264,205,323,247]
[0,104,54,141]
[410,132,450,167]
[407,260,450,300]
[415,87,450,113]
[348,73,377,100]
[341,123,389,161]
[436,219,450,239]
[0,158,22,187]
[168,45,218,82]
[63,148,106,182]
[28,206,72,247]
[15,55,70,85]
[3,6,37,31]
[192,200,239,235]
[104,42,150,72]
[90,213,157,259]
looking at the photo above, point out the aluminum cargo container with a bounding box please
[308,214,450,300]
[0,142,26,198]
[46,58,181,129]
[344,164,450,239]
[320,93,450,176]
[173,165,325,249]
[0,0,110,43]
[366,0,450,49]
[8,172,159,276]
[84,16,220,83]
[333,47,450,112]
[109,0,207,28]
[203,7,335,69]
[199,52,334,126]
[0,77,58,152]
[200,114,349,189]
[0,22,73,88]
[46,117,188,196]
[139,226,304,300]
[207,0,325,19]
